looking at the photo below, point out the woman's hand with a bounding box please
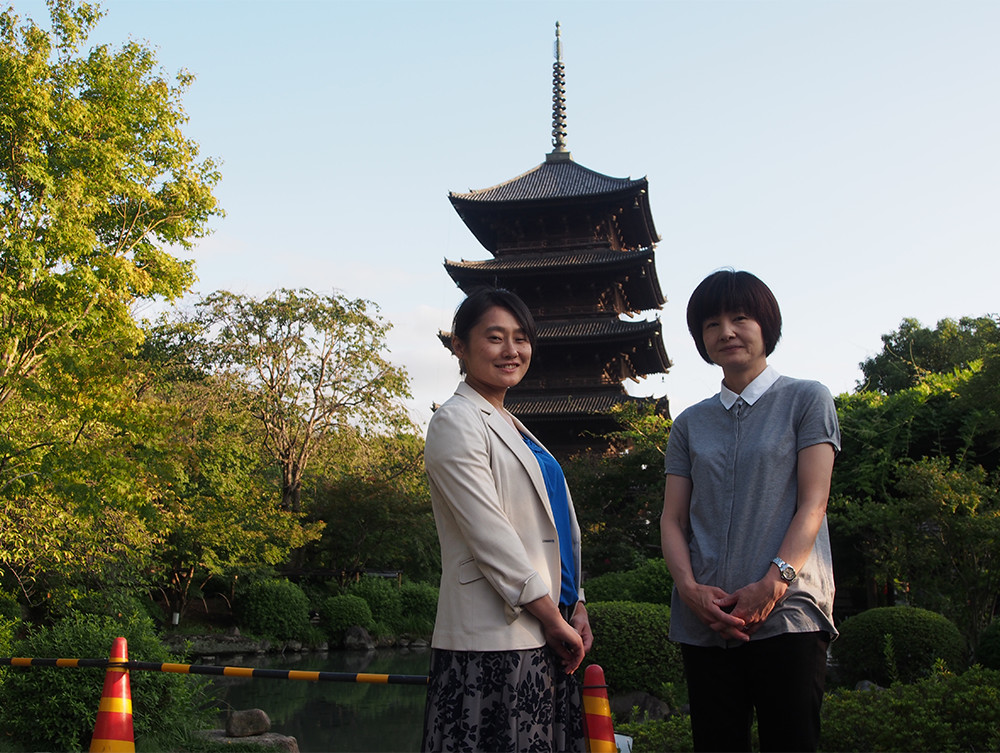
[525,596,585,674]
[718,575,787,636]
[570,602,593,654]
[678,582,750,642]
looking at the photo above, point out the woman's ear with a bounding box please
[451,335,465,359]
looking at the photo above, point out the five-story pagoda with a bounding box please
[441,23,671,456]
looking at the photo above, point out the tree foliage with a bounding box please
[832,315,1000,647]
[564,402,671,576]
[196,289,412,513]
[858,315,1000,395]
[304,429,436,583]
[0,0,221,409]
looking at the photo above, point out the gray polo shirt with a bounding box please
[664,368,841,648]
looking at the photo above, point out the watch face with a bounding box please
[781,566,796,582]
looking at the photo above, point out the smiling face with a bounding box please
[452,305,532,408]
[702,310,768,387]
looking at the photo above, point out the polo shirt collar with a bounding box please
[719,365,780,410]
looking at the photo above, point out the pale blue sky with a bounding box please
[15,0,1000,426]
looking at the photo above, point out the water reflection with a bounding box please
[208,648,431,752]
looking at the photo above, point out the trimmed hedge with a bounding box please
[398,580,438,636]
[585,601,681,697]
[347,575,403,634]
[234,577,312,641]
[820,665,1000,752]
[831,606,966,686]
[319,594,374,645]
[584,558,673,605]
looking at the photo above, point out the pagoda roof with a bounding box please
[536,317,661,342]
[444,247,665,311]
[506,392,665,418]
[445,247,653,273]
[449,156,648,205]
[448,155,659,253]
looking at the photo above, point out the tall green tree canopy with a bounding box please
[858,315,1000,395]
[195,289,413,513]
[0,0,221,408]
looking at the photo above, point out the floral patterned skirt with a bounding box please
[421,646,585,753]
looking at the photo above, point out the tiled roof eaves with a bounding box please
[445,248,655,273]
[506,393,661,417]
[536,318,660,341]
[449,160,647,204]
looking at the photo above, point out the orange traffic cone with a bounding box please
[89,637,135,752]
[582,663,617,753]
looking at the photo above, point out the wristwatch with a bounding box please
[771,556,797,583]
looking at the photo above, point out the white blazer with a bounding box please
[424,381,584,651]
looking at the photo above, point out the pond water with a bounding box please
[206,648,431,753]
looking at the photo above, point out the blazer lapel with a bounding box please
[455,382,555,526]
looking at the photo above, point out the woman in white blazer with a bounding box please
[421,288,592,753]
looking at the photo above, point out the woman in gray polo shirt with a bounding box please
[661,269,840,752]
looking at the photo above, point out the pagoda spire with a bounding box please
[548,21,571,162]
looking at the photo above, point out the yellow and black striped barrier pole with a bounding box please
[0,657,429,685]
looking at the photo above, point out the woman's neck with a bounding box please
[721,362,767,395]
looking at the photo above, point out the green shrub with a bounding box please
[584,559,673,604]
[319,594,374,645]
[398,581,438,636]
[347,575,402,633]
[831,606,966,687]
[585,601,681,696]
[0,588,20,621]
[617,714,693,752]
[820,665,1000,752]
[0,612,207,752]
[234,578,311,641]
[976,619,1000,671]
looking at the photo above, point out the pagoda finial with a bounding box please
[549,21,569,159]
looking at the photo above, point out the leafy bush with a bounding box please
[0,612,207,752]
[0,588,19,621]
[585,601,681,696]
[347,575,402,634]
[976,619,1000,671]
[319,594,374,645]
[584,558,673,604]
[617,714,693,752]
[820,665,1000,752]
[234,578,311,640]
[398,580,438,636]
[831,606,966,686]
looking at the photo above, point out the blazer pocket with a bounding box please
[458,557,485,585]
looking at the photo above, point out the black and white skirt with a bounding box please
[421,646,585,753]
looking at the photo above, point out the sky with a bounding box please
[14,0,1000,428]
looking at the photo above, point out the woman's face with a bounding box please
[453,305,532,404]
[701,311,767,374]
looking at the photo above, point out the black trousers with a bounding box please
[681,631,830,753]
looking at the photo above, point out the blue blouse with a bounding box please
[521,434,578,607]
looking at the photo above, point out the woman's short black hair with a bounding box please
[451,287,537,373]
[686,269,782,364]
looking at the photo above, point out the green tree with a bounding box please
[0,0,221,611]
[195,289,412,514]
[858,315,1000,395]
[832,317,1000,641]
[304,429,437,583]
[0,0,221,409]
[135,319,323,619]
[565,402,670,575]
